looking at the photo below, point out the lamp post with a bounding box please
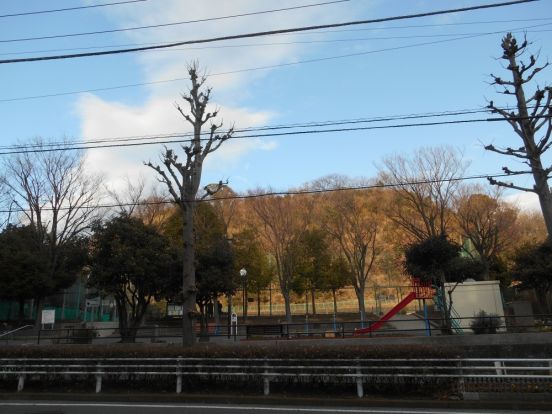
[240,268,247,321]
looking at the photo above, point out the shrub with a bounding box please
[70,327,98,344]
[0,343,459,359]
[470,311,501,334]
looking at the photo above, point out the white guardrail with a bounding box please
[1,358,551,397]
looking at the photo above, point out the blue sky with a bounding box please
[1,0,551,209]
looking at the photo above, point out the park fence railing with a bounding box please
[1,314,550,345]
[1,357,551,397]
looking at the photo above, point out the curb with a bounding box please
[1,392,551,411]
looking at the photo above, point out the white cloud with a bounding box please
[96,0,360,94]
[77,93,276,193]
[504,191,541,212]
[76,1,362,193]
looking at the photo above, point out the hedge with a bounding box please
[0,342,460,359]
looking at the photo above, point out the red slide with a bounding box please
[354,291,417,335]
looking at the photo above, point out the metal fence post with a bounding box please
[356,360,364,398]
[17,375,25,392]
[37,329,41,345]
[263,360,270,396]
[176,357,182,394]
[456,360,465,396]
[95,362,103,393]
[494,361,505,376]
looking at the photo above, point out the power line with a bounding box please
[0,172,529,213]
[0,0,350,43]
[100,26,552,56]
[4,16,551,57]
[302,16,552,31]
[0,115,547,156]
[12,103,542,151]
[0,0,148,18]
[4,26,552,58]
[2,21,547,103]
[0,109,484,151]
[0,0,538,64]
[0,107,501,151]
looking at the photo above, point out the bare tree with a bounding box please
[106,176,146,217]
[455,186,518,279]
[486,33,552,239]
[107,178,171,229]
[1,138,102,322]
[322,188,380,324]
[135,189,172,230]
[249,190,312,323]
[145,63,234,346]
[379,146,468,242]
[0,193,15,230]
[210,185,238,238]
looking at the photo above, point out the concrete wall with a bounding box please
[444,280,505,330]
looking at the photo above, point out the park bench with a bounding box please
[245,324,285,339]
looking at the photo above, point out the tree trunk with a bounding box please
[332,288,338,316]
[213,295,220,327]
[116,300,132,343]
[198,303,207,337]
[6,301,12,323]
[536,182,552,240]
[257,290,261,317]
[181,204,197,346]
[439,274,452,334]
[310,288,316,315]
[269,283,272,316]
[120,327,138,343]
[536,289,551,314]
[481,258,491,282]
[283,291,292,323]
[244,282,248,322]
[17,299,25,325]
[227,293,232,339]
[33,298,42,331]
[354,288,366,324]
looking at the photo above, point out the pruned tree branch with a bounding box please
[485,33,552,238]
[487,176,535,193]
[484,143,528,159]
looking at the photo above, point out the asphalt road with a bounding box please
[0,402,546,414]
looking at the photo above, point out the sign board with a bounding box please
[231,312,238,323]
[41,309,55,325]
[167,304,183,317]
[85,297,101,307]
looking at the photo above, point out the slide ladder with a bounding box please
[354,278,434,336]
[433,289,464,334]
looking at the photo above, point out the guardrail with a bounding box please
[1,357,550,397]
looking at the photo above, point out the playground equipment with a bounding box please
[354,278,434,335]
[433,287,464,334]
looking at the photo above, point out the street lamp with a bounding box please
[240,268,247,321]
